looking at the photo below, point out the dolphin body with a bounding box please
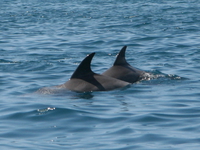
[102,46,147,83]
[58,52,130,92]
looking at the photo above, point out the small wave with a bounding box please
[35,86,71,95]
[37,107,55,113]
[141,70,186,81]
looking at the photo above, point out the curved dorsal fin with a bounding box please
[113,46,129,66]
[71,53,95,79]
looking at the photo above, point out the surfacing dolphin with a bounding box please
[102,46,148,83]
[58,52,130,92]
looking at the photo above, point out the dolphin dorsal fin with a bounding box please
[71,53,95,79]
[113,46,129,66]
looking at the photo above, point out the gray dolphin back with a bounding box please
[61,52,130,92]
[102,46,146,83]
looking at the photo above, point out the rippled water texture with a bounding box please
[1,0,200,149]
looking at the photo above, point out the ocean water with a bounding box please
[1,0,200,149]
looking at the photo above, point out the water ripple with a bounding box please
[1,0,200,149]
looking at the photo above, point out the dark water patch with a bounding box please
[107,127,134,135]
[152,113,200,120]
[180,125,200,132]
[135,133,167,143]
[132,114,171,124]
[71,92,94,99]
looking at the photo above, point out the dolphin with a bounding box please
[58,52,130,92]
[102,46,147,83]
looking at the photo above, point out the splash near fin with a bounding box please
[71,53,95,79]
[113,46,129,66]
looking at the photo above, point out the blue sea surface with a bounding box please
[1,0,200,149]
